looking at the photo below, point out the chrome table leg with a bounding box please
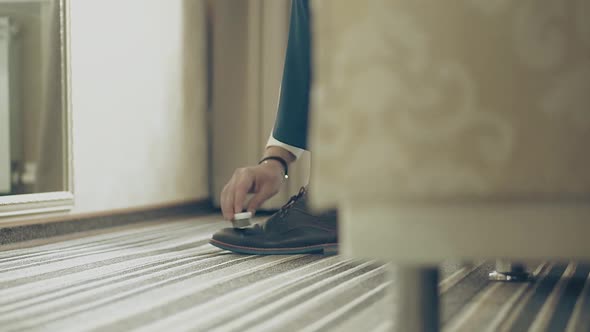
[391,266,440,332]
[488,260,532,282]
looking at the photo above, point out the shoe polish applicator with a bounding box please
[232,212,252,229]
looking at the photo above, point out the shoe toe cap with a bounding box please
[211,225,264,244]
[211,227,241,243]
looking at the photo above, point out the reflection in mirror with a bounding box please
[0,0,66,197]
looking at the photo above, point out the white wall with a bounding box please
[69,0,209,213]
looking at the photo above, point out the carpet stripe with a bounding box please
[529,262,577,331]
[505,264,568,332]
[0,248,223,314]
[299,282,390,332]
[452,263,547,332]
[0,254,258,326]
[491,263,554,332]
[3,255,291,331]
[0,236,184,272]
[441,261,494,324]
[0,223,219,272]
[0,243,216,300]
[372,321,392,332]
[445,263,546,331]
[207,262,384,332]
[328,293,390,332]
[0,237,213,288]
[546,264,590,332]
[565,270,590,332]
[188,260,378,332]
[133,256,348,332]
[0,220,199,261]
[444,281,503,332]
[1,216,588,331]
[439,262,485,294]
[94,255,336,332]
[0,223,220,277]
[241,264,388,332]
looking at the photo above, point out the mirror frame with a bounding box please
[0,0,73,218]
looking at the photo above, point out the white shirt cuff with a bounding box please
[266,134,305,160]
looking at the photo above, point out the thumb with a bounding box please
[247,188,274,214]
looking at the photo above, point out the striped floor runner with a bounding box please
[0,215,589,331]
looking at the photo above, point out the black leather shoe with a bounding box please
[210,187,338,255]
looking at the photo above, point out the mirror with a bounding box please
[0,0,72,217]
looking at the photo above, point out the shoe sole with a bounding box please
[209,239,339,255]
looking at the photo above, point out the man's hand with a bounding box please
[220,147,295,220]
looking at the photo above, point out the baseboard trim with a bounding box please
[0,199,214,246]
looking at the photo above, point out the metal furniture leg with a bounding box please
[488,260,532,282]
[391,266,440,332]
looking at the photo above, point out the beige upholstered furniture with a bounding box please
[309,0,590,330]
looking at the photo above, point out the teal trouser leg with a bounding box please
[272,0,311,150]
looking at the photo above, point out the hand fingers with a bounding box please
[233,169,253,214]
[246,187,274,214]
[220,182,235,220]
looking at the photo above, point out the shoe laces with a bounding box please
[278,187,307,218]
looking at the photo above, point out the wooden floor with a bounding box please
[0,215,588,331]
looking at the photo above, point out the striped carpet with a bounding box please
[0,215,589,331]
